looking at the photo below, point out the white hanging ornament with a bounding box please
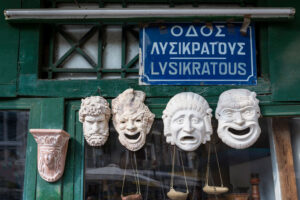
[215,89,261,149]
[112,89,155,151]
[163,92,213,151]
[203,142,228,195]
[79,96,111,147]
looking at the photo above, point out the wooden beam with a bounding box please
[272,117,298,200]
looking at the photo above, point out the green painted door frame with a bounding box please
[0,98,84,200]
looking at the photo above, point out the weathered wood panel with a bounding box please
[272,117,298,200]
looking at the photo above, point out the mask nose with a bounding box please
[126,119,137,131]
[234,112,245,125]
[92,122,100,132]
[183,118,194,133]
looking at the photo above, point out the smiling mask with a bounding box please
[112,89,155,151]
[79,96,111,146]
[216,89,261,149]
[163,92,212,151]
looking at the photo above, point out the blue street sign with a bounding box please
[139,23,257,85]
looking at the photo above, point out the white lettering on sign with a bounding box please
[186,25,198,37]
[237,43,246,55]
[169,25,226,37]
[171,25,183,37]
[150,42,246,56]
[215,25,225,37]
[200,26,213,37]
[150,61,247,76]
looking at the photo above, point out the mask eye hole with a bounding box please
[176,118,184,125]
[191,117,200,124]
[242,108,255,118]
[222,109,233,118]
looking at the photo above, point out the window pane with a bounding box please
[85,118,275,200]
[0,111,29,200]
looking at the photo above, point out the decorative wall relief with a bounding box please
[215,89,261,149]
[162,92,213,151]
[112,88,155,151]
[79,96,111,146]
[30,129,70,182]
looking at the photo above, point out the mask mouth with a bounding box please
[228,127,250,135]
[180,136,196,143]
[125,132,141,140]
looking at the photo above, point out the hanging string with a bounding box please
[179,150,189,193]
[206,143,219,200]
[205,143,211,185]
[205,142,225,200]
[214,143,224,187]
[121,151,129,196]
[170,145,176,189]
[133,152,141,194]
[130,152,139,194]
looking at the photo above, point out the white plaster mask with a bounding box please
[79,96,111,147]
[216,89,261,149]
[163,92,213,151]
[112,89,155,151]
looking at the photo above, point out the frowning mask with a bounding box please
[112,89,155,151]
[79,96,111,147]
[163,92,212,151]
[216,89,261,149]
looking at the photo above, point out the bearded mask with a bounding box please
[79,96,111,147]
[216,89,261,149]
[112,89,155,151]
[163,92,213,151]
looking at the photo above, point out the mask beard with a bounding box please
[84,129,109,147]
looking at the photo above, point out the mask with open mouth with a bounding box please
[112,89,155,151]
[216,89,261,149]
[163,92,212,151]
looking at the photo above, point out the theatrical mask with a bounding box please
[163,92,213,151]
[216,89,261,149]
[30,129,70,182]
[79,96,111,147]
[112,89,155,151]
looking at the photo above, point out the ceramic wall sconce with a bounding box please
[112,88,155,151]
[30,129,70,182]
[162,92,213,151]
[79,96,111,146]
[215,89,261,149]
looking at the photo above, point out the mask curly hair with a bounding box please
[79,96,111,123]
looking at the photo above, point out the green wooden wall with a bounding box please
[268,0,300,101]
[0,0,21,97]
